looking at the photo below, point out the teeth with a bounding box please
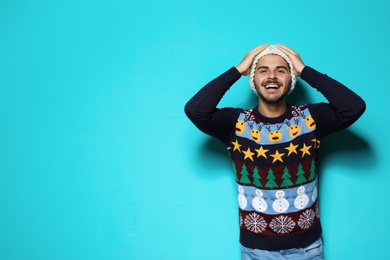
[265,85,279,89]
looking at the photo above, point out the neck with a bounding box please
[257,100,287,118]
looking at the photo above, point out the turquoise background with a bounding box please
[0,0,387,259]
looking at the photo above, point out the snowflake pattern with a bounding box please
[244,213,267,233]
[269,215,296,234]
[298,209,316,229]
[240,215,243,227]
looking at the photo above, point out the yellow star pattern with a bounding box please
[243,148,255,162]
[231,139,242,152]
[285,142,298,156]
[255,146,269,158]
[311,138,321,148]
[300,143,312,157]
[270,150,285,163]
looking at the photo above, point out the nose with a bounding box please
[268,70,276,79]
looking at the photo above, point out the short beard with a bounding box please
[255,82,291,105]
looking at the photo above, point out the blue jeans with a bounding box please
[241,237,324,260]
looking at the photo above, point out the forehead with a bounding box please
[256,54,289,68]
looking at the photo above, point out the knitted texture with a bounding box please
[230,105,321,250]
[249,45,296,95]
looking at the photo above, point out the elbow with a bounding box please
[356,98,366,119]
[343,98,366,124]
[184,101,200,122]
[184,101,213,124]
[184,102,194,119]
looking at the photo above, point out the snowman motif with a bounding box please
[272,190,289,213]
[252,189,268,212]
[312,186,318,202]
[294,186,309,209]
[238,185,248,209]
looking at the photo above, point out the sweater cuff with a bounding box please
[300,66,320,83]
[230,66,243,79]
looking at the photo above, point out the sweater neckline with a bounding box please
[251,103,292,124]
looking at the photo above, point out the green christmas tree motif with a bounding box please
[295,163,307,185]
[265,168,278,189]
[232,162,239,182]
[308,159,317,181]
[252,167,262,188]
[239,164,251,185]
[281,166,294,188]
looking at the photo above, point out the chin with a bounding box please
[257,93,288,105]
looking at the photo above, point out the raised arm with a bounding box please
[279,44,366,137]
[184,67,241,142]
[302,66,366,137]
[184,45,269,142]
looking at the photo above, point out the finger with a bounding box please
[277,44,296,55]
[249,44,269,55]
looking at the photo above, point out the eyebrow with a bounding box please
[257,65,289,70]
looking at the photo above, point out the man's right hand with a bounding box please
[235,44,269,75]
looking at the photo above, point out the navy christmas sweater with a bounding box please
[184,66,365,250]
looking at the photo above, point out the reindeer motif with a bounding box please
[266,124,283,142]
[235,116,248,135]
[249,123,264,142]
[300,112,316,130]
[284,118,301,138]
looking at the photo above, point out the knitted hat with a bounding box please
[248,45,296,95]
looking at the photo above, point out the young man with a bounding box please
[184,44,366,259]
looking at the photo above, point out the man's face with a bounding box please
[254,55,292,105]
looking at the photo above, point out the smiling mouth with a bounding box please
[264,85,280,89]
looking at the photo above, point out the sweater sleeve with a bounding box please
[301,66,366,139]
[184,67,242,143]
